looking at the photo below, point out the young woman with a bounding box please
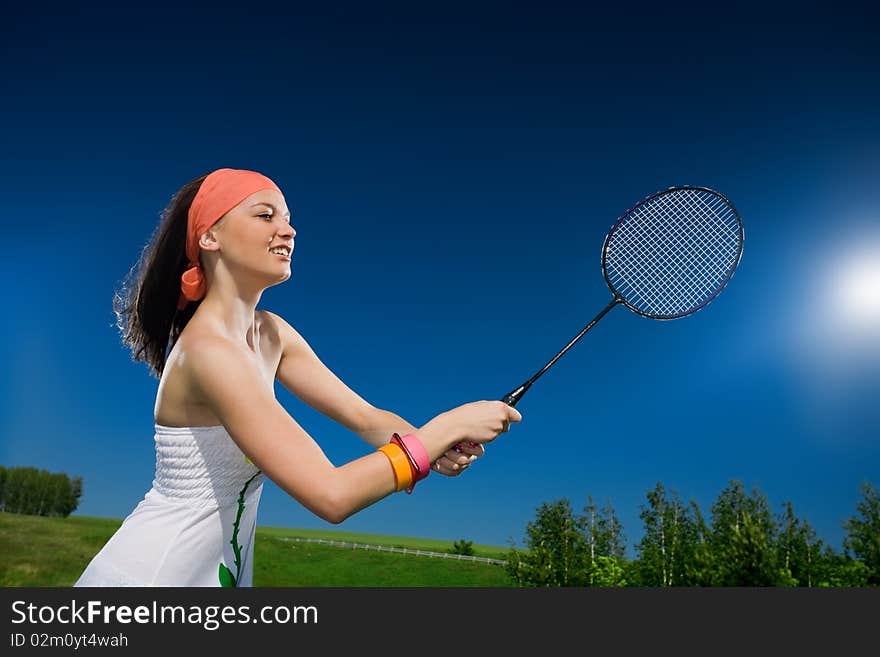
[74,168,521,587]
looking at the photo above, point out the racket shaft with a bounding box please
[453,297,620,453]
[503,297,621,406]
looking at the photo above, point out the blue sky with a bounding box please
[1,3,878,552]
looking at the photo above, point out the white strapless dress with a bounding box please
[74,424,264,587]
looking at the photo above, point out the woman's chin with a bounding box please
[243,264,292,290]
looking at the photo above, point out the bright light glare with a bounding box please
[834,251,880,330]
[787,232,880,423]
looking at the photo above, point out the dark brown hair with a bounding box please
[113,174,208,378]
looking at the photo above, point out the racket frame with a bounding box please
[602,185,745,321]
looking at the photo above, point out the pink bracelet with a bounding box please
[391,433,431,493]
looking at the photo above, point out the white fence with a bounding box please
[278,536,507,565]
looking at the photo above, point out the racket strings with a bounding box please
[613,191,738,314]
[605,188,741,317]
[612,203,734,315]
[634,193,736,308]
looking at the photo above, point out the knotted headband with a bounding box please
[177,168,282,309]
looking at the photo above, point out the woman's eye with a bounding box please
[259,213,273,220]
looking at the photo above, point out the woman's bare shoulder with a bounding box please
[163,322,251,388]
[257,309,307,342]
[155,323,251,426]
[170,320,232,356]
[258,308,292,330]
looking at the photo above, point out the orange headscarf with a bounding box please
[178,168,282,310]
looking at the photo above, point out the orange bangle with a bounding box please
[378,443,413,492]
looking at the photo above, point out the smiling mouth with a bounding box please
[269,246,292,259]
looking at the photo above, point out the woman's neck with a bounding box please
[195,292,262,349]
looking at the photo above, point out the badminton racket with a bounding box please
[455,185,744,451]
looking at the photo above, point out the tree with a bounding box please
[684,501,713,586]
[590,556,628,587]
[0,465,7,511]
[4,467,37,514]
[452,539,474,556]
[777,501,823,587]
[709,480,779,586]
[725,512,780,586]
[584,497,627,586]
[0,466,82,517]
[637,482,695,586]
[843,482,880,585]
[815,547,871,587]
[595,500,627,560]
[506,499,589,586]
[583,496,599,580]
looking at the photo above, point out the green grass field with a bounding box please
[0,513,513,587]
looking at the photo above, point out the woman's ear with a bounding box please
[198,228,221,252]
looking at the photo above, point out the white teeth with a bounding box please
[270,247,289,256]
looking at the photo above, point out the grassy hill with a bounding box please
[0,512,513,587]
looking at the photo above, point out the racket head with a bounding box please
[601,186,744,320]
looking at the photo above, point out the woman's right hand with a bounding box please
[417,400,522,458]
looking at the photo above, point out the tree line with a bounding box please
[506,480,879,587]
[0,466,82,517]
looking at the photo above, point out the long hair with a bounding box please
[113,174,207,378]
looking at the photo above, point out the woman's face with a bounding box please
[207,189,295,286]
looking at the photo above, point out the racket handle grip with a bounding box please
[500,383,529,408]
[451,384,529,453]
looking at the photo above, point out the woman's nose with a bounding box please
[278,222,296,239]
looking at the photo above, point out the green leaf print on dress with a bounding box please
[218,563,236,587]
[219,470,262,587]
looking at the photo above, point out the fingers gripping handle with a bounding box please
[452,384,528,452]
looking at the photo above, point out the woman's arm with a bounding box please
[185,335,404,523]
[264,310,485,472]
[356,409,418,447]
[265,310,417,446]
[186,333,517,522]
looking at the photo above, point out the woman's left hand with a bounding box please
[431,442,485,477]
